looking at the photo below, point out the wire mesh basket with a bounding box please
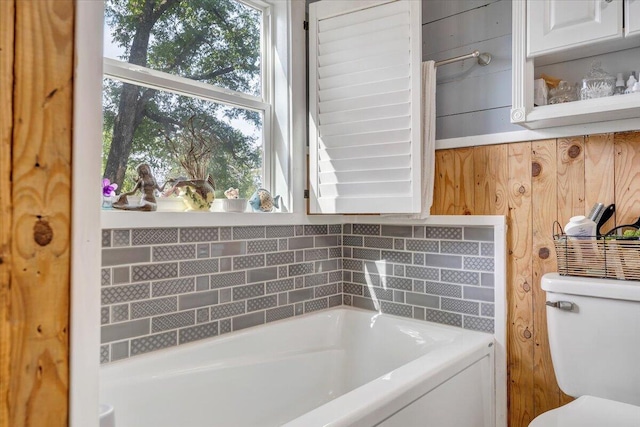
[554,234,640,280]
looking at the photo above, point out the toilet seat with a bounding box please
[529,395,640,427]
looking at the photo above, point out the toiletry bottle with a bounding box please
[625,75,637,94]
[614,73,626,95]
[565,215,596,240]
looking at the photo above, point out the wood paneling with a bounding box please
[614,132,640,226]
[431,131,640,427]
[0,1,15,425]
[0,1,74,426]
[557,137,585,228]
[584,134,616,234]
[531,140,559,417]
[506,142,534,427]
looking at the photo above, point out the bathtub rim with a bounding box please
[99,306,488,374]
[281,308,495,427]
[100,306,498,427]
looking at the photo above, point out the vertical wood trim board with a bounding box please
[1,1,74,426]
[0,1,16,426]
[431,131,640,427]
[506,142,534,427]
[531,139,560,417]
[556,137,585,228]
[584,134,616,235]
[614,132,640,226]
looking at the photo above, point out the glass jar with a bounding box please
[548,81,578,104]
[579,61,615,100]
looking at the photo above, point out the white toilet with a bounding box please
[529,273,640,426]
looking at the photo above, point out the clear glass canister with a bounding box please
[548,81,578,104]
[580,61,615,100]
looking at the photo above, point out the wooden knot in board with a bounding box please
[568,145,581,158]
[522,281,531,292]
[523,328,532,339]
[33,219,53,246]
[532,162,542,177]
[539,247,550,259]
[518,185,526,194]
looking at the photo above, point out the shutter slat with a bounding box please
[319,1,407,35]
[319,141,410,161]
[319,90,410,115]
[318,51,410,79]
[319,65,408,91]
[319,181,411,197]
[319,129,411,149]
[319,115,411,137]
[319,154,410,172]
[319,26,410,56]
[319,76,410,103]
[319,168,411,184]
[318,38,410,68]
[320,102,410,126]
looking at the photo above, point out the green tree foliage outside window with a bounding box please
[102,0,264,198]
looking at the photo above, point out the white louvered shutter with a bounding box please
[308,0,422,214]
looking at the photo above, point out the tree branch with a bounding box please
[151,0,181,23]
[186,66,236,81]
[143,108,183,129]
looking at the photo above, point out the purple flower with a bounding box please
[102,178,118,197]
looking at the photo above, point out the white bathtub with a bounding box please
[100,307,495,427]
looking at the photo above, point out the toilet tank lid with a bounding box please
[542,273,640,301]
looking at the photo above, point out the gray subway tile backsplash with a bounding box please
[130,331,177,355]
[463,285,495,302]
[101,318,150,343]
[247,267,278,283]
[153,244,196,262]
[112,267,130,285]
[132,228,178,246]
[463,227,494,242]
[100,223,495,363]
[233,311,265,331]
[179,322,218,344]
[112,229,130,247]
[180,227,218,243]
[179,290,219,310]
[102,247,151,267]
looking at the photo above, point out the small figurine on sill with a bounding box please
[249,188,281,212]
[224,187,240,199]
[112,163,162,212]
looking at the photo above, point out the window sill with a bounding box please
[100,210,313,229]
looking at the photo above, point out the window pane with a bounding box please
[102,79,263,198]
[104,0,262,97]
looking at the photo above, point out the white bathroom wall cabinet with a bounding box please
[627,0,640,37]
[512,0,640,130]
[308,0,422,214]
[527,0,623,57]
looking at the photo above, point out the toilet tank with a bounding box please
[542,273,640,406]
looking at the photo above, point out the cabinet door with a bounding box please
[527,0,623,57]
[626,0,640,37]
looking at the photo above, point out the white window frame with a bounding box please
[100,0,304,226]
[103,0,273,191]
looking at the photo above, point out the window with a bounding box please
[102,0,272,201]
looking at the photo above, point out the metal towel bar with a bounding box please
[434,50,492,67]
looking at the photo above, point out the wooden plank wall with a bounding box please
[430,130,640,427]
[422,0,521,139]
[0,1,75,426]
